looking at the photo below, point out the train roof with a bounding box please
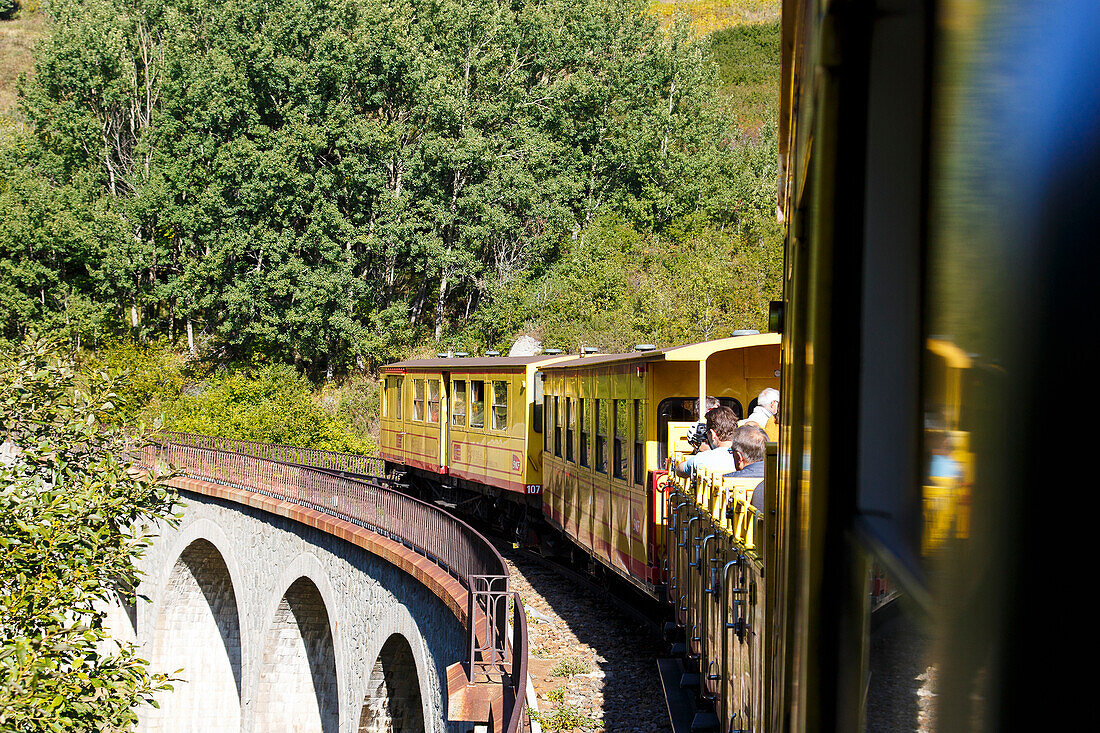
[538,332,781,371]
[380,354,569,372]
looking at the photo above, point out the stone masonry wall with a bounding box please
[134,489,467,733]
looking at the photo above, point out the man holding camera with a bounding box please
[674,406,739,477]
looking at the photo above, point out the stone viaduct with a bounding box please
[118,437,527,733]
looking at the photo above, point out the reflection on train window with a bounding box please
[579,399,589,467]
[492,380,508,430]
[544,391,552,451]
[533,375,543,434]
[470,381,485,428]
[566,397,575,463]
[634,400,645,486]
[554,396,562,456]
[452,381,467,427]
[385,376,402,419]
[428,380,441,423]
[413,379,425,421]
[596,399,608,474]
[613,399,628,480]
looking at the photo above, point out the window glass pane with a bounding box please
[566,397,574,462]
[534,376,543,435]
[613,399,627,479]
[554,397,562,457]
[453,381,467,426]
[428,380,441,423]
[394,378,402,419]
[413,379,425,421]
[596,399,607,473]
[545,391,552,450]
[471,381,485,428]
[634,400,645,486]
[492,380,508,430]
[579,398,588,467]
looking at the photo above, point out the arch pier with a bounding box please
[133,439,529,733]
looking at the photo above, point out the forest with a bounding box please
[1,4,781,725]
[1,0,782,380]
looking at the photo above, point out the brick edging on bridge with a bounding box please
[167,475,471,627]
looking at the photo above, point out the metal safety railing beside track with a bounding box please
[151,430,388,478]
[136,436,527,733]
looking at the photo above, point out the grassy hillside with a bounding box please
[650,0,779,36]
[0,8,43,122]
[710,18,781,130]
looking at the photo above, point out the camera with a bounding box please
[686,422,709,450]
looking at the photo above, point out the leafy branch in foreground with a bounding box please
[0,337,179,732]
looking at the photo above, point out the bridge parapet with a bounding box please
[152,430,387,478]
[137,437,527,733]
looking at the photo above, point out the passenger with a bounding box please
[675,406,738,477]
[722,425,769,510]
[685,397,721,454]
[742,388,779,431]
[693,395,721,420]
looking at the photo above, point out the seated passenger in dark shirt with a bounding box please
[724,425,769,511]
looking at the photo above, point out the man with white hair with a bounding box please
[741,387,780,438]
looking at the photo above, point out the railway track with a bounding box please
[485,537,670,733]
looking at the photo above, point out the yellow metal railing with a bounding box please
[666,466,762,552]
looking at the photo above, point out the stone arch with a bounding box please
[255,576,339,733]
[145,538,242,732]
[358,634,426,733]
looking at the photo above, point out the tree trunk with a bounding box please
[434,272,450,340]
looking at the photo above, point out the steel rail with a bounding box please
[136,436,526,733]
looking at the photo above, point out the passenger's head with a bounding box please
[705,406,739,445]
[730,425,768,468]
[757,387,780,414]
[695,395,721,418]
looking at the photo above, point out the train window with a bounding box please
[533,375,543,434]
[452,381,467,427]
[385,376,402,419]
[579,399,589,467]
[554,397,562,457]
[566,397,575,463]
[470,381,485,429]
[596,399,608,474]
[634,400,645,486]
[656,397,695,466]
[492,380,508,431]
[428,380,441,423]
[545,392,552,451]
[613,399,628,479]
[413,379,425,421]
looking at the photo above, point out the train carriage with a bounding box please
[539,333,781,595]
[379,355,571,499]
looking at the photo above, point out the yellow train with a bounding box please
[380,0,1090,728]
[379,334,781,595]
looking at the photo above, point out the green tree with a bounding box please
[0,338,179,731]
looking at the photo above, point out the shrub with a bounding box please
[550,657,591,677]
[151,363,375,453]
[0,337,179,731]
